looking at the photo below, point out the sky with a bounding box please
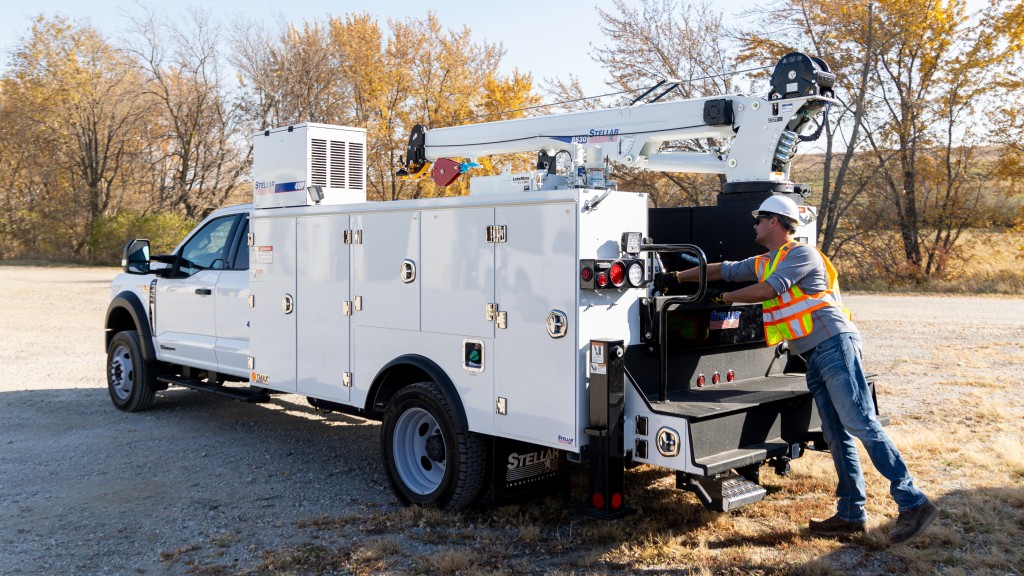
[0,0,992,98]
[0,0,762,96]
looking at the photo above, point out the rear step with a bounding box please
[157,376,271,403]
[678,472,767,512]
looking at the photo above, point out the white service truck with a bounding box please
[106,53,880,516]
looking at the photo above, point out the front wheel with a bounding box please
[381,382,487,510]
[106,330,157,412]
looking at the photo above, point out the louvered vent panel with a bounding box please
[310,139,328,186]
[348,142,364,190]
[329,141,346,188]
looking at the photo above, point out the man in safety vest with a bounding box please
[657,194,939,544]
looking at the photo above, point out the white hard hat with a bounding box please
[752,194,801,223]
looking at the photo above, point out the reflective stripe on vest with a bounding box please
[755,241,851,346]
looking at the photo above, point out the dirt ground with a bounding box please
[0,265,1021,575]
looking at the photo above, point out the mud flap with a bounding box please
[490,438,568,506]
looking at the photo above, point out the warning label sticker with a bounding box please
[255,246,273,264]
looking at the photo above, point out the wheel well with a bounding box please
[105,292,156,361]
[368,356,469,431]
[105,306,137,351]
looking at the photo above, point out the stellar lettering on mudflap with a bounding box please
[506,448,560,481]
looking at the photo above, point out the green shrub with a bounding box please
[88,211,196,265]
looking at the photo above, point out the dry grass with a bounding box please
[178,378,1022,575]
[842,228,1024,294]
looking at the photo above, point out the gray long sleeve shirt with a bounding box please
[720,243,859,355]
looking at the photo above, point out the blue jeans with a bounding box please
[805,333,926,521]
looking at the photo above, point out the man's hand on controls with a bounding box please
[704,288,729,305]
[654,273,728,304]
[653,272,682,294]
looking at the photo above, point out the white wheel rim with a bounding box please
[392,407,446,495]
[109,345,134,401]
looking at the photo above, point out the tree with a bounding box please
[127,6,247,219]
[741,0,1024,282]
[231,12,538,202]
[2,15,150,259]
[737,0,881,258]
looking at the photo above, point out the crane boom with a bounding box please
[398,52,835,192]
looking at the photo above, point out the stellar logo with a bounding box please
[508,448,560,471]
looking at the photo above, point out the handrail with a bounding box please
[642,243,708,402]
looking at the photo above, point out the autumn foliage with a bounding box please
[0,10,537,262]
[0,2,1022,287]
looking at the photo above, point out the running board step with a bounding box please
[678,472,767,512]
[157,376,271,403]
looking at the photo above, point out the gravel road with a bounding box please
[1,265,1021,575]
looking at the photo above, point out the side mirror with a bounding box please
[122,239,151,274]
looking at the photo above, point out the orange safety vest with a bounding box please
[754,241,852,346]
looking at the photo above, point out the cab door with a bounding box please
[155,214,243,371]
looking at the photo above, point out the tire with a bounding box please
[106,330,158,412]
[381,382,487,511]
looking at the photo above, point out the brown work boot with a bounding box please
[889,499,940,544]
[808,514,866,537]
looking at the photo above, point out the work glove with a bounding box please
[653,272,681,295]
[704,288,729,305]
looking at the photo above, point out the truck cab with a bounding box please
[107,204,252,409]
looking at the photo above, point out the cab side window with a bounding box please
[178,216,239,276]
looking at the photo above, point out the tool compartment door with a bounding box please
[493,203,578,449]
[296,214,351,403]
[350,211,421,331]
[249,215,297,391]
[421,207,495,338]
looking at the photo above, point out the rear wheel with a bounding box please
[106,330,157,412]
[381,382,486,510]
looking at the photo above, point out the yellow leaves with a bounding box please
[479,70,540,122]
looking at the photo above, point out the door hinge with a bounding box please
[247,232,254,246]
[485,225,506,243]
[247,356,254,370]
[354,295,362,311]
[344,229,363,245]
[247,294,254,309]
[486,303,507,329]
[343,301,352,316]
[343,372,352,387]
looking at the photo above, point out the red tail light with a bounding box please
[609,261,626,287]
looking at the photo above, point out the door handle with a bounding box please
[195,288,212,295]
[400,259,416,283]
